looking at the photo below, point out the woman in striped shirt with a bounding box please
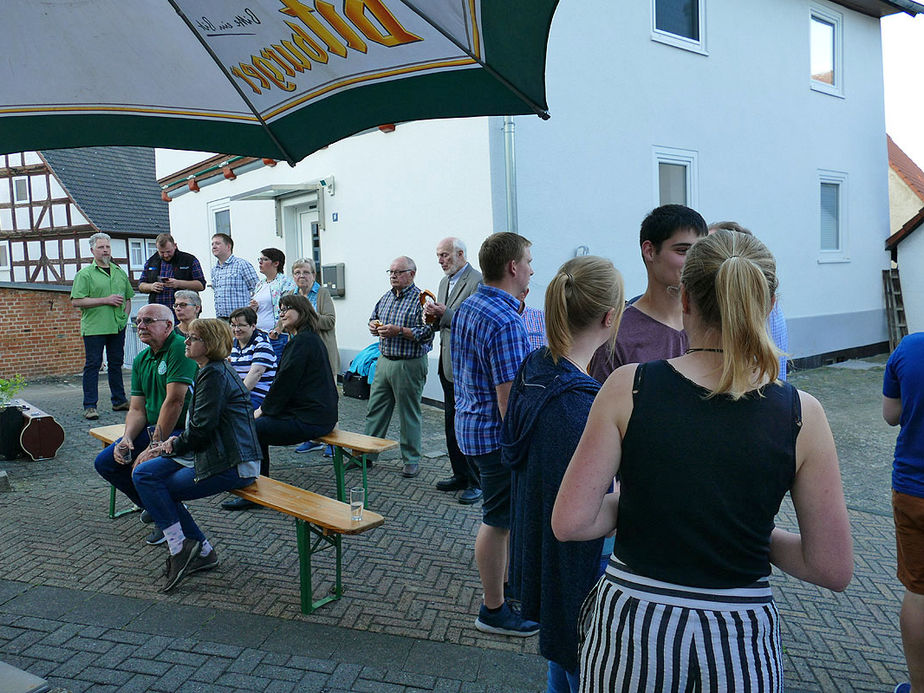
[552,230,852,692]
[228,307,277,409]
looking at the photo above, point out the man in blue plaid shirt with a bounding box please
[451,232,538,638]
[364,256,433,478]
[210,233,258,319]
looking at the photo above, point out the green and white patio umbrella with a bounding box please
[0,0,558,165]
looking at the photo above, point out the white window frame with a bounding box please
[128,238,158,268]
[213,208,232,237]
[207,198,232,246]
[653,146,699,209]
[651,0,707,56]
[12,176,29,203]
[0,242,10,282]
[129,240,145,269]
[809,4,844,98]
[818,169,849,263]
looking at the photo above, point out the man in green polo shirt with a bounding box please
[127,308,196,434]
[70,232,134,420]
[93,302,197,544]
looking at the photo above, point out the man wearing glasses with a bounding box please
[94,303,197,545]
[364,256,433,478]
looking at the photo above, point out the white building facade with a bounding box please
[515,0,905,362]
[158,0,917,394]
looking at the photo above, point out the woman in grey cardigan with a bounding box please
[281,258,340,455]
[291,259,339,375]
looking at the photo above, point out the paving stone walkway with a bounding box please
[0,357,910,691]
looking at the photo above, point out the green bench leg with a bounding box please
[296,518,342,614]
[107,485,140,519]
[361,455,368,500]
[333,448,346,502]
[331,447,369,504]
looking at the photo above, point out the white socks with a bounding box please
[163,523,185,555]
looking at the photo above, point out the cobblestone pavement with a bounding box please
[0,356,909,691]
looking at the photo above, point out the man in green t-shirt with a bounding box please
[93,303,197,542]
[70,232,134,420]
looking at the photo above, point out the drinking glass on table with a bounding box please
[350,487,364,522]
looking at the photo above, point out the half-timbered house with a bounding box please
[0,147,168,285]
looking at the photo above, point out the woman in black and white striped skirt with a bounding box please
[551,229,854,692]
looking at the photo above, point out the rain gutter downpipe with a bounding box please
[504,116,518,234]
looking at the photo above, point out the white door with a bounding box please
[282,200,320,270]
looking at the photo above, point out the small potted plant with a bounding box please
[0,374,26,409]
[0,374,27,460]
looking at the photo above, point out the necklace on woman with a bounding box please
[685,347,724,354]
[563,355,588,374]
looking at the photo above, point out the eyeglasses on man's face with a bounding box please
[173,302,193,309]
[387,269,412,276]
[136,317,169,326]
[230,322,250,330]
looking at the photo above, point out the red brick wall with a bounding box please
[0,285,84,378]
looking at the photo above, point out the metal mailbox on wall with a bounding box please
[322,263,345,298]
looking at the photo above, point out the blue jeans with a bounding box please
[82,330,127,408]
[93,429,182,507]
[547,661,579,693]
[132,456,255,541]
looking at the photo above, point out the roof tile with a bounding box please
[38,147,169,238]
[888,135,924,204]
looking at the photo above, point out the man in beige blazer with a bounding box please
[424,237,483,503]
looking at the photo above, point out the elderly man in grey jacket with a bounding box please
[424,237,483,503]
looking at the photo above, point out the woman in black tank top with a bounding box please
[552,229,853,693]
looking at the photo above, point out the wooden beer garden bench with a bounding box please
[313,428,399,502]
[89,424,140,519]
[88,425,386,613]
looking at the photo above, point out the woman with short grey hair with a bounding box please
[173,290,202,337]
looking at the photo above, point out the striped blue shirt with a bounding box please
[767,302,788,381]
[212,254,259,318]
[451,284,530,456]
[521,305,547,351]
[230,329,277,405]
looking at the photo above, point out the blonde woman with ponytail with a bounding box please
[553,230,853,692]
[501,256,624,693]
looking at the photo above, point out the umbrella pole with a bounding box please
[504,116,518,234]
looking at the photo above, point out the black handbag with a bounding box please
[342,371,370,400]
